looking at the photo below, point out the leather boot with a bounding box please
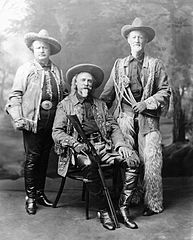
[81,160,115,230]
[143,206,162,216]
[36,190,53,207]
[25,196,36,215]
[98,210,115,230]
[24,154,38,213]
[119,167,139,229]
[120,206,138,229]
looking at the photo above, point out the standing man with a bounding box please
[100,18,171,216]
[5,29,65,215]
[52,63,140,230]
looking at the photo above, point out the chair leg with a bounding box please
[52,177,67,208]
[82,182,86,201]
[85,185,89,220]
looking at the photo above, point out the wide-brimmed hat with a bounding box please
[121,18,155,42]
[66,63,104,88]
[24,29,61,55]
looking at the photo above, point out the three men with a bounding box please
[100,18,171,216]
[6,29,65,214]
[52,63,139,230]
[6,17,170,228]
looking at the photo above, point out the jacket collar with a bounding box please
[124,54,150,69]
[69,92,96,106]
[33,59,56,72]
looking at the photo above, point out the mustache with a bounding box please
[82,86,92,89]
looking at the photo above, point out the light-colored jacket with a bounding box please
[52,93,127,177]
[100,55,171,135]
[5,60,65,133]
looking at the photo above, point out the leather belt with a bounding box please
[87,132,103,143]
[41,100,53,110]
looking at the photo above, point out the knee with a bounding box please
[77,154,92,168]
[121,160,139,173]
[25,153,40,167]
[26,153,40,159]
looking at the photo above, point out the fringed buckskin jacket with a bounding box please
[100,55,171,135]
[52,93,127,177]
[5,60,65,133]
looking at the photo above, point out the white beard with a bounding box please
[81,89,89,98]
[131,45,142,53]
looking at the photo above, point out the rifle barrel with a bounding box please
[67,114,120,228]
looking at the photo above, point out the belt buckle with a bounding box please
[41,100,52,110]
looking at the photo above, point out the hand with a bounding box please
[74,143,88,153]
[132,101,146,113]
[119,147,140,167]
[118,147,133,159]
[14,118,26,131]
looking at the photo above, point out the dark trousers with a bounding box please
[76,147,139,210]
[76,152,104,203]
[23,109,56,198]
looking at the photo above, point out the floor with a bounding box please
[0,177,193,240]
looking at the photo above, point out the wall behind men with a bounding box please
[0,0,192,179]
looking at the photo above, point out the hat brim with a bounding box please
[66,64,104,88]
[121,26,155,42]
[24,33,61,55]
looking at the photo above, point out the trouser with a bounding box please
[117,111,163,212]
[118,162,139,208]
[75,141,139,210]
[138,131,163,213]
[76,143,110,209]
[23,109,56,199]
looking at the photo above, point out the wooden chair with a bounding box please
[52,162,120,219]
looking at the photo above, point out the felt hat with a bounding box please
[66,63,104,88]
[121,18,155,42]
[24,29,61,55]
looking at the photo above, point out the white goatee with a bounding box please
[81,89,89,98]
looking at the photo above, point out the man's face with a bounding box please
[127,30,147,53]
[76,72,93,98]
[32,40,51,63]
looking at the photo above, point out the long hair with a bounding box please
[70,74,78,96]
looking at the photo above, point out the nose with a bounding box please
[40,47,45,52]
[84,79,89,85]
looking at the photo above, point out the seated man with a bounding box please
[52,63,140,230]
